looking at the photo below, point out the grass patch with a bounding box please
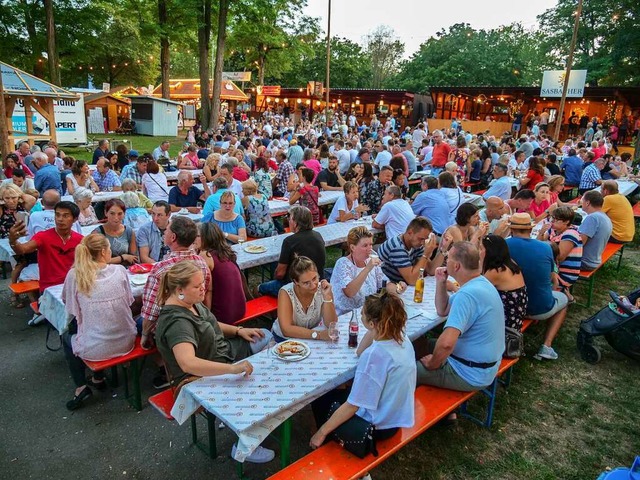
[62,133,189,162]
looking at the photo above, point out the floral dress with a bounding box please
[245,194,276,237]
[497,286,528,332]
[253,169,273,199]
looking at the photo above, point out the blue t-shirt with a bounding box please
[506,237,555,315]
[578,211,612,268]
[483,176,512,201]
[211,214,246,242]
[561,155,584,186]
[445,276,504,387]
[411,189,451,235]
[168,185,202,207]
[202,189,244,221]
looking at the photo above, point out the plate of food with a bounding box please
[272,340,311,362]
[244,244,267,254]
[129,263,154,274]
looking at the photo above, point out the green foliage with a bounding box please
[363,26,404,89]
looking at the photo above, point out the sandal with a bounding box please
[66,386,93,411]
[10,295,26,309]
[87,378,107,391]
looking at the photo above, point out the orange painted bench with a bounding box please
[83,337,157,411]
[9,280,40,295]
[268,358,519,480]
[235,296,278,325]
[575,242,624,307]
[149,388,175,420]
[633,201,640,218]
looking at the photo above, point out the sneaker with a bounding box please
[152,373,170,390]
[232,444,275,464]
[534,344,559,360]
[218,421,226,430]
[27,314,46,326]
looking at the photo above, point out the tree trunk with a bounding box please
[44,0,60,85]
[209,0,228,132]
[258,53,265,86]
[0,71,11,160]
[197,0,212,129]
[159,0,170,99]
[22,0,42,76]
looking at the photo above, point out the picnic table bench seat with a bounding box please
[235,296,278,325]
[83,336,157,411]
[9,280,40,295]
[268,358,519,480]
[633,201,640,219]
[575,242,624,307]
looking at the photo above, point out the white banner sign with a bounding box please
[222,71,251,82]
[540,70,587,98]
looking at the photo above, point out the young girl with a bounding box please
[310,291,416,456]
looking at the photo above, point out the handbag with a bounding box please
[504,326,524,358]
[327,402,378,459]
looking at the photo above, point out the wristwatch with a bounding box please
[224,232,229,239]
[311,331,318,339]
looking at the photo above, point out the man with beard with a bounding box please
[315,155,345,191]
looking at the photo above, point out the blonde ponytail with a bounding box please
[74,234,110,295]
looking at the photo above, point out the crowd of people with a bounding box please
[3,109,639,473]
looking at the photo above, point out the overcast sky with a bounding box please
[304,0,559,58]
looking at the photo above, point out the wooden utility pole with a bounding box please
[159,0,170,99]
[553,0,583,142]
[44,0,60,86]
[0,67,11,158]
[324,0,331,124]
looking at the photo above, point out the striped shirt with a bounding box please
[378,234,424,283]
[550,228,583,286]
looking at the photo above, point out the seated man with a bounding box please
[136,200,172,263]
[378,216,442,285]
[9,201,83,310]
[314,155,345,192]
[2,168,36,194]
[601,180,635,243]
[482,163,512,201]
[168,171,210,213]
[92,157,122,192]
[505,188,535,213]
[372,185,415,239]
[120,154,148,187]
[411,176,450,237]
[578,157,604,194]
[479,196,511,237]
[415,241,504,392]
[506,212,568,360]
[202,177,243,221]
[579,191,612,271]
[256,206,325,297]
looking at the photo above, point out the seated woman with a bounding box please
[121,178,153,211]
[343,163,364,184]
[142,160,170,202]
[327,181,368,224]
[302,148,322,181]
[66,159,99,195]
[92,198,138,266]
[241,178,276,238]
[155,261,275,463]
[4,153,33,178]
[480,235,528,337]
[202,153,220,183]
[61,234,137,410]
[178,145,201,170]
[231,150,251,181]
[0,183,35,238]
[538,206,583,302]
[211,190,247,244]
[519,156,545,190]
[106,151,120,173]
[288,168,321,225]
[252,156,273,199]
[391,168,408,198]
[332,226,407,316]
[73,187,99,226]
[272,255,338,342]
[443,202,488,246]
[528,182,556,223]
[198,223,246,324]
[310,291,416,458]
[121,191,152,234]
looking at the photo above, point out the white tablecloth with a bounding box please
[594,180,637,197]
[165,169,203,182]
[171,278,442,462]
[61,191,123,204]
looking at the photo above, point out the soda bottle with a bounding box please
[414,268,425,303]
[348,310,359,348]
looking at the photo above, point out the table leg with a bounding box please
[279,417,292,468]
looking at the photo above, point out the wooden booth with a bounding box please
[1,61,80,148]
[84,92,131,133]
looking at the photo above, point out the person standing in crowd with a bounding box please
[427,130,452,175]
[506,213,568,360]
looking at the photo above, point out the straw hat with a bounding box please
[508,212,535,230]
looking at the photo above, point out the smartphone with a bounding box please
[15,211,28,224]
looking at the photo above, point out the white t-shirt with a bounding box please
[327,194,358,224]
[375,199,416,239]
[374,150,392,170]
[348,336,416,429]
[142,172,170,202]
[27,210,82,240]
[230,178,244,199]
[2,177,35,193]
[336,149,351,175]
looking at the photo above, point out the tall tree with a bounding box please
[158,0,170,98]
[363,26,404,89]
[197,0,212,128]
[43,0,60,85]
[209,0,228,131]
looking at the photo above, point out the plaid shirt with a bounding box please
[120,163,143,185]
[275,160,295,196]
[92,169,122,191]
[141,250,212,331]
[579,164,601,190]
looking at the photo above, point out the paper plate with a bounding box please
[130,274,149,286]
[244,244,267,254]
[272,340,311,362]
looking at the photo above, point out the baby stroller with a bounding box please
[576,289,640,364]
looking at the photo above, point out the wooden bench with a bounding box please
[575,242,624,307]
[83,337,157,411]
[149,388,175,420]
[268,358,519,480]
[235,296,278,325]
[9,280,40,295]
